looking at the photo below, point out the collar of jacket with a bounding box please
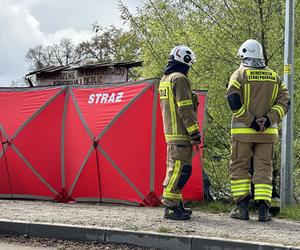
[163,60,190,75]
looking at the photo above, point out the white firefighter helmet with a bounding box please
[169,45,196,66]
[238,39,264,60]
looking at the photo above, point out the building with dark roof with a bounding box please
[26,61,142,86]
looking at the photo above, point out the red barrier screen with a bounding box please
[0,80,206,205]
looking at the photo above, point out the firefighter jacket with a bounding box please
[226,65,290,142]
[159,72,199,145]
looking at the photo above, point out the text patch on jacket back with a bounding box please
[246,70,276,82]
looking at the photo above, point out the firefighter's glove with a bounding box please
[256,116,271,131]
[263,116,271,129]
[190,132,201,145]
[250,118,261,132]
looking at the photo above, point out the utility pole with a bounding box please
[280,0,295,208]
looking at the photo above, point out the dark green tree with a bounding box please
[120,0,300,200]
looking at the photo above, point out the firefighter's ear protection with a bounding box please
[170,54,191,64]
[183,51,192,64]
[240,48,247,58]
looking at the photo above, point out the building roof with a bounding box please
[26,61,142,76]
[26,65,71,76]
[73,61,143,70]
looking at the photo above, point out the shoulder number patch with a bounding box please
[159,87,169,99]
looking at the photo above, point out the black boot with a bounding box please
[230,198,249,220]
[258,201,271,222]
[164,207,190,220]
[179,201,192,215]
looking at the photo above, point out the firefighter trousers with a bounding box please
[230,139,273,206]
[162,144,193,208]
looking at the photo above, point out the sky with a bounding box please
[0,0,141,86]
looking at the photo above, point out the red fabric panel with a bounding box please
[69,150,101,200]
[67,83,150,203]
[4,147,55,198]
[13,90,65,197]
[153,99,166,197]
[0,87,63,136]
[63,89,96,199]
[99,84,153,203]
[97,152,143,204]
[0,134,12,197]
[71,84,148,136]
[0,87,64,199]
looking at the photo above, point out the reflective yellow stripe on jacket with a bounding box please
[159,81,177,134]
[187,124,199,134]
[228,80,241,89]
[231,122,278,135]
[244,83,250,109]
[271,84,279,105]
[177,99,193,107]
[165,134,190,142]
[231,128,278,135]
[272,104,285,119]
[233,105,246,118]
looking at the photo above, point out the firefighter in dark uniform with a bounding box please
[159,45,201,220]
[226,39,290,222]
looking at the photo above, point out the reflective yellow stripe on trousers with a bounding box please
[163,160,182,200]
[254,184,272,202]
[231,179,251,197]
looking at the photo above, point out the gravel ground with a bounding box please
[0,200,300,247]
